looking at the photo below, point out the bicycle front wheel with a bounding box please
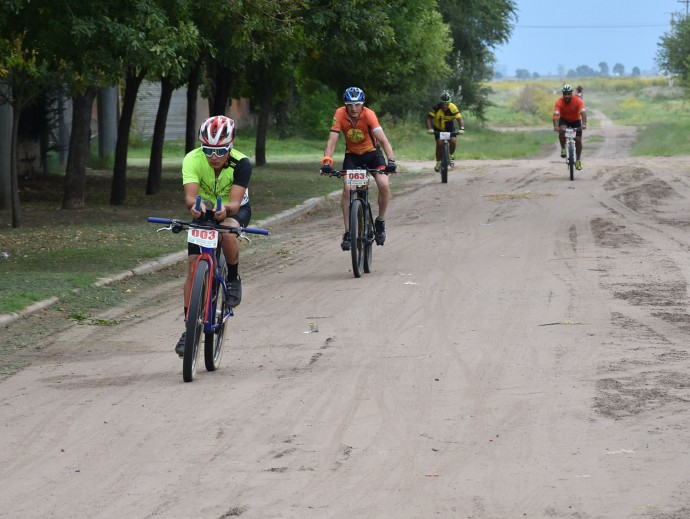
[363,203,374,274]
[350,198,365,278]
[441,142,449,183]
[184,260,209,382]
[205,253,227,372]
[568,141,575,181]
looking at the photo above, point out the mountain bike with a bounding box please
[148,196,269,382]
[436,130,460,183]
[561,127,583,181]
[322,168,386,278]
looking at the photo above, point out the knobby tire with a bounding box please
[363,203,373,274]
[204,253,227,372]
[568,140,575,181]
[350,198,365,278]
[184,260,209,382]
[441,142,449,183]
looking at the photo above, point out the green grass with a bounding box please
[0,160,350,313]
[2,76,690,314]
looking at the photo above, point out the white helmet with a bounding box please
[198,116,235,148]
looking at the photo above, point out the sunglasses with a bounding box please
[202,146,230,157]
[345,102,363,108]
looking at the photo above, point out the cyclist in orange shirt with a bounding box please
[320,86,397,251]
[553,84,587,170]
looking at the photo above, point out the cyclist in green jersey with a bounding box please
[175,115,252,356]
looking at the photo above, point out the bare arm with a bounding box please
[225,184,246,218]
[183,182,203,218]
[373,128,395,161]
[323,131,340,161]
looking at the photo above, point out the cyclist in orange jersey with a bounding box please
[320,86,397,251]
[553,84,587,170]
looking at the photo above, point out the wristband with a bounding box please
[321,156,333,166]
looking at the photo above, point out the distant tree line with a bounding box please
[0,0,519,228]
[498,62,642,80]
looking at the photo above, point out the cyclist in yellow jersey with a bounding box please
[175,115,252,357]
[426,91,465,172]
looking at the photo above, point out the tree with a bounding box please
[51,1,125,210]
[438,0,517,120]
[0,23,53,227]
[515,69,531,79]
[657,15,690,83]
[575,65,596,77]
[632,66,641,77]
[598,61,609,76]
[145,2,201,195]
[109,0,195,205]
[612,63,625,76]
[301,0,451,112]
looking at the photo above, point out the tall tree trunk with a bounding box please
[110,67,145,206]
[0,83,12,210]
[185,62,200,153]
[255,71,273,167]
[210,65,232,116]
[10,97,21,228]
[146,76,174,195]
[62,87,97,209]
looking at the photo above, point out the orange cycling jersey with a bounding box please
[553,96,585,123]
[330,106,381,155]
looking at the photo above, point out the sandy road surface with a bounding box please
[2,113,690,519]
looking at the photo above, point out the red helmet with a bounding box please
[198,116,235,148]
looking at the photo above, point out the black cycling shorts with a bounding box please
[558,118,583,137]
[342,149,386,170]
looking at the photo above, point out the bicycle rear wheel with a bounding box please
[363,203,374,274]
[568,141,575,181]
[441,142,449,183]
[350,198,365,278]
[183,260,209,382]
[204,253,227,372]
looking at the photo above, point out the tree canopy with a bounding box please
[0,0,519,224]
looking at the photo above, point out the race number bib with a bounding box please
[565,128,577,138]
[345,169,369,188]
[439,131,451,140]
[187,228,218,248]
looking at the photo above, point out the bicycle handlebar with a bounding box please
[194,195,223,212]
[147,216,269,236]
[320,167,389,179]
[431,130,462,137]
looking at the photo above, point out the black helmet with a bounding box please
[440,91,451,102]
[562,84,573,94]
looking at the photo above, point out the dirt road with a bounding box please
[2,114,690,518]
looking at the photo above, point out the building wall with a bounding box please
[133,82,255,141]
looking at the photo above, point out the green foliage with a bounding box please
[438,0,518,119]
[510,84,553,121]
[657,15,690,84]
[633,121,690,156]
[289,87,339,140]
[300,0,451,112]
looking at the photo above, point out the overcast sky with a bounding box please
[493,0,683,77]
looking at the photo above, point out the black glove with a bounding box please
[384,160,397,173]
[320,164,333,174]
